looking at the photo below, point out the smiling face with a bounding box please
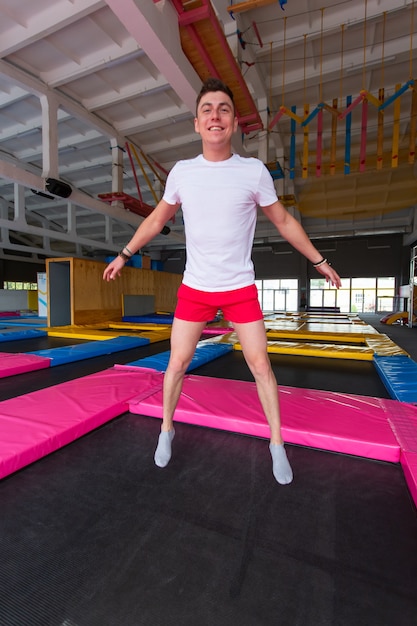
[194,90,238,160]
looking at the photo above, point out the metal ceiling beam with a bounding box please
[0,59,123,142]
[0,0,105,57]
[104,0,202,115]
[0,157,140,226]
[84,74,169,111]
[45,39,142,88]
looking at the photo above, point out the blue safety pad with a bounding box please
[0,317,47,327]
[127,342,233,372]
[0,328,47,342]
[28,336,149,366]
[122,314,174,324]
[373,355,417,404]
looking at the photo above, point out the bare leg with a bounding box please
[154,318,206,467]
[233,320,293,484]
[233,320,282,443]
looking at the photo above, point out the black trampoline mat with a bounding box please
[0,413,416,626]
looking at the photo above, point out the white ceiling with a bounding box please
[0,0,416,264]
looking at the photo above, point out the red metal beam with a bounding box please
[178,4,211,25]
[170,0,262,133]
[98,192,154,218]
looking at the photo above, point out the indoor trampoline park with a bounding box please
[1,1,417,625]
[0,306,417,625]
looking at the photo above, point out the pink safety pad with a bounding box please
[400,451,417,508]
[129,374,404,463]
[0,353,51,378]
[202,327,234,335]
[0,366,163,479]
[389,404,417,509]
[387,402,417,453]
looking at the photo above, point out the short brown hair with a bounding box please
[196,77,235,114]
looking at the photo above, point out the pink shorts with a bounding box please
[175,283,263,323]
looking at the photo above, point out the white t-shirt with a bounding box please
[163,153,278,291]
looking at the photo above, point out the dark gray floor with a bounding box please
[0,413,416,626]
[0,315,417,625]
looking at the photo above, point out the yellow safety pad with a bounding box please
[365,335,409,357]
[265,320,379,340]
[300,322,380,335]
[108,322,172,332]
[265,330,371,344]
[46,327,122,340]
[299,319,364,326]
[203,332,240,345]
[264,320,306,331]
[205,322,235,331]
[46,324,172,343]
[234,340,375,360]
[265,313,362,322]
[381,312,409,325]
[134,329,172,343]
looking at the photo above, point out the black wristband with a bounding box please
[313,257,328,268]
[119,250,131,262]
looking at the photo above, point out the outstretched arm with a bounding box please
[261,200,342,288]
[103,199,179,281]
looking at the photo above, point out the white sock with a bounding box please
[154,429,175,468]
[269,442,293,485]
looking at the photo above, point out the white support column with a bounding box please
[67,201,77,236]
[42,233,52,255]
[257,97,269,165]
[104,215,112,246]
[111,138,124,193]
[13,183,27,227]
[110,138,125,213]
[0,198,9,246]
[40,93,59,179]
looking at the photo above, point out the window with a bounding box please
[310,277,344,310]
[376,277,397,312]
[255,278,298,312]
[3,282,37,290]
[256,276,395,314]
[309,277,395,313]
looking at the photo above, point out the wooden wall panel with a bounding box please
[153,270,182,312]
[46,257,182,326]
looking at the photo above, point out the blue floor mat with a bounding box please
[28,336,150,366]
[0,328,47,342]
[126,342,233,372]
[374,355,417,403]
